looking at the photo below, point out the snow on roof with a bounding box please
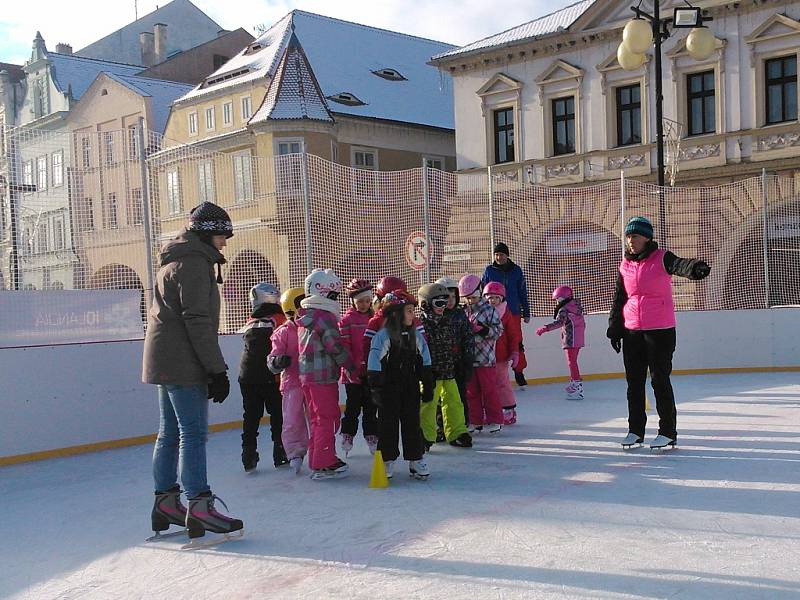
[178,10,456,130]
[103,73,194,133]
[432,0,596,62]
[250,33,333,124]
[48,53,142,100]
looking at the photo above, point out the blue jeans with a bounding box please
[152,384,210,498]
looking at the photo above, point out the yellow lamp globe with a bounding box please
[686,27,716,61]
[617,43,647,71]
[622,18,653,54]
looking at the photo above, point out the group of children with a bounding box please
[238,269,586,481]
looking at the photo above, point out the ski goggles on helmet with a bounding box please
[431,297,449,309]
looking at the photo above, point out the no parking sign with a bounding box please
[405,231,431,271]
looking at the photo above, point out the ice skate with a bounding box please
[424,439,434,452]
[183,492,244,549]
[565,380,584,401]
[289,457,303,474]
[384,460,395,479]
[514,371,527,388]
[365,435,379,455]
[310,458,349,481]
[503,408,517,425]
[273,443,289,468]
[650,435,677,451]
[147,485,187,541]
[486,423,502,434]
[449,432,473,448]
[620,432,644,449]
[409,458,430,480]
[467,424,482,434]
[241,447,259,472]
[340,433,354,456]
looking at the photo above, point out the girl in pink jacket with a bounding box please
[536,285,586,400]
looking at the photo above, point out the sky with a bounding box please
[0,0,562,64]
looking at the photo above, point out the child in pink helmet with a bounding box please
[536,286,586,400]
[483,281,521,424]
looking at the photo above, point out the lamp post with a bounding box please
[617,1,715,241]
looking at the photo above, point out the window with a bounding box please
[223,101,233,126]
[241,96,252,120]
[616,84,642,146]
[326,92,366,106]
[552,97,576,156]
[103,193,118,229]
[33,79,46,118]
[52,151,63,187]
[37,221,48,253]
[188,111,198,136]
[128,125,139,159]
[198,159,214,203]
[352,148,377,170]
[167,170,181,214]
[765,56,797,125]
[331,142,339,162]
[424,156,444,170]
[128,189,143,225]
[232,151,253,203]
[205,106,215,131]
[104,132,114,164]
[53,216,65,250]
[23,160,33,186]
[686,71,715,136]
[277,140,302,155]
[81,136,91,168]
[493,107,515,164]
[37,156,48,191]
[82,198,94,231]
[213,54,229,70]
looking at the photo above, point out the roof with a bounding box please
[179,10,457,130]
[0,62,25,83]
[48,53,142,100]
[250,33,333,124]
[432,0,597,62]
[103,73,194,133]
[74,0,224,66]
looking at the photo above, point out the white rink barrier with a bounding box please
[1,309,798,464]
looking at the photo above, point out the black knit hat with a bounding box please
[493,242,510,256]
[187,202,233,238]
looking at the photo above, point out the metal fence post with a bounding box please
[137,117,156,303]
[620,170,626,257]
[762,168,770,308]
[487,165,495,256]
[300,144,313,273]
[421,158,431,284]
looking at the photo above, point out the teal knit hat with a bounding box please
[624,216,654,239]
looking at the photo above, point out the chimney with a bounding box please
[55,43,73,55]
[139,31,155,67]
[153,23,168,65]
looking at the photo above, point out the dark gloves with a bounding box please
[273,355,291,370]
[367,370,384,409]
[606,326,623,354]
[475,325,490,337]
[208,372,230,403]
[610,338,621,353]
[420,367,435,403]
[692,261,711,280]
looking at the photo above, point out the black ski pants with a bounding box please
[341,382,378,438]
[239,380,283,449]
[623,328,677,440]
[377,385,424,462]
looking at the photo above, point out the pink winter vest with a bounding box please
[619,248,676,330]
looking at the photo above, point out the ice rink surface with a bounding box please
[2,372,799,599]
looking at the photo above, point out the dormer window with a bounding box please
[243,41,266,55]
[327,92,366,106]
[372,68,406,81]
[205,68,250,86]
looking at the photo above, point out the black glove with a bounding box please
[475,325,490,337]
[610,338,621,354]
[273,355,291,370]
[207,372,230,403]
[420,367,435,403]
[692,261,711,280]
[367,370,384,409]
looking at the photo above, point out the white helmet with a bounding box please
[304,268,343,300]
[249,282,280,308]
[436,276,459,290]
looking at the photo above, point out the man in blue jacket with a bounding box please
[481,242,531,387]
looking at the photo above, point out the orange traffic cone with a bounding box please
[369,450,389,489]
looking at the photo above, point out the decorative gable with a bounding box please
[476,73,522,98]
[745,14,800,45]
[596,48,650,95]
[535,60,584,86]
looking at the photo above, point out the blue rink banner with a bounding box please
[0,290,144,347]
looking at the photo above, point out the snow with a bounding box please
[3,372,800,599]
[48,53,142,100]
[103,73,194,133]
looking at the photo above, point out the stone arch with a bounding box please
[89,263,146,320]
[223,249,278,331]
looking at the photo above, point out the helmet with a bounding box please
[381,290,417,314]
[280,287,305,317]
[483,281,506,299]
[552,285,573,301]
[375,276,407,299]
[436,276,459,290]
[345,278,373,299]
[458,274,482,298]
[418,283,450,310]
[304,268,342,300]
[249,282,280,309]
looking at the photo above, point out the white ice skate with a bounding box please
[340,433,354,456]
[565,380,583,400]
[289,457,303,475]
[486,423,502,434]
[620,432,643,449]
[384,460,395,479]
[365,435,378,455]
[649,435,677,451]
[409,458,430,480]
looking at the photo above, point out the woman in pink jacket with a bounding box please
[607,217,710,450]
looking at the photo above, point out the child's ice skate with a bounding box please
[365,435,378,455]
[310,458,349,481]
[449,432,473,448]
[486,423,502,434]
[565,380,583,400]
[340,433,354,456]
[384,460,395,479]
[289,456,303,474]
[273,443,289,468]
[409,458,430,480]
[241,446,259,472]
[503,407,517,425]
[147,485,187,541]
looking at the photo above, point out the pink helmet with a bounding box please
[552,285,573,300]
[458,274,482,298]
[483,281,506,299]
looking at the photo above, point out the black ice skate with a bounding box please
[649,435,677,451]
[242,447,259,472]
[449,432,473,448]
[147,485,187,541]
[310,458,349,481]
[183,492,244,549]
[273,443,289,468]
[621,432,644,449]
